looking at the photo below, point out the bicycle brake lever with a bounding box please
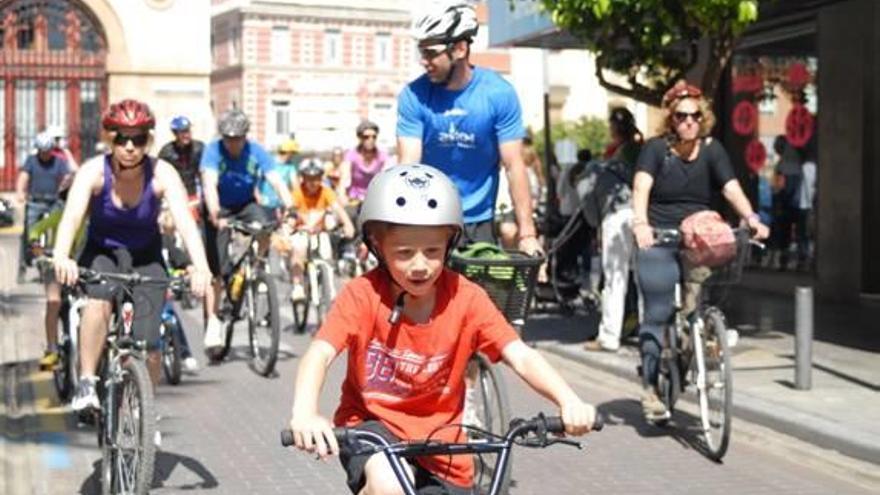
[547,437,582,450]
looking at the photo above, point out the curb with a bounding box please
[535,341,880,465]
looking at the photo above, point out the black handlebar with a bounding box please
[279,413,603,448]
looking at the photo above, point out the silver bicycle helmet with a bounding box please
[412,1,479,44]
[217,109,250,137]
[34,132,55,152]
[359,163,462,247]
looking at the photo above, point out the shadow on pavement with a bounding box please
[79,451,219,493]
[597,398,720,463]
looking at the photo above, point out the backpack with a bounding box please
[680,210,737,268]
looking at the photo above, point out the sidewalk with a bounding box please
[523,285,880,465]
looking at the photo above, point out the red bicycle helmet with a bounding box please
[102,99,156,131]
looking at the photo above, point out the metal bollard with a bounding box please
[794,286,814,390]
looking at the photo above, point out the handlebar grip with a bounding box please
[280,429,295,447]
[544,416,565,434]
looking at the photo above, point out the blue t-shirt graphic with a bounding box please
[397,67,525,223]
[200,139,275,209]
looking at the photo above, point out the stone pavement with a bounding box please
[524,282,880,465]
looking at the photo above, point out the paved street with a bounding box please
[1,238,877,494]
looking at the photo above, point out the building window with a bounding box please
[324,29,341,66]
[271,25,290,65]
[17,21,35,50]
[272,100,291,138]
[374,33,390,68]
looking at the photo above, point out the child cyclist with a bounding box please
[287,164,597,494]
[287,162,356,302]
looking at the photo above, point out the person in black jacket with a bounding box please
[158,116,205,220]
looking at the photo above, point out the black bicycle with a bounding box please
[280,413,602,495]
[77,268,177,495]
[209,219,281,377]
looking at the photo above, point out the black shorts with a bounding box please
[78,242,167,350]
[339,420,474,495]
[203,202,270,277]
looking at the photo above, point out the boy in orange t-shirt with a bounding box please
[287,164,597,494]
[286,162,355,302]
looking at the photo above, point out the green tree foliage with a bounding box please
[528,0,759,105]
[533,116,610,163]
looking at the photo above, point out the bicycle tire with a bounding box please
[54,303,74,401]
[656,325,681,425]
[469,354,512,495]
[292,265,311,333]
[104,358,156,495]
[698,308,733,461]
[316,263,333,327]
[161,321,183,385]
[247,271,280,377]
[210,292,239,363]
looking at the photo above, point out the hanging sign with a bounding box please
[744,139,767,174]
[732,100,758,136]
[785,104,814,148]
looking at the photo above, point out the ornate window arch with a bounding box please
[0,0,108,189]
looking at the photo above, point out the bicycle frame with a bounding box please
[304,232,336,308]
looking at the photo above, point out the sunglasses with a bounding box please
[673,111,703,123]
[419,45,448,60]
[359,133,377,141]
[113,133,149,147]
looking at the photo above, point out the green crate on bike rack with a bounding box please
[449,248,543,328]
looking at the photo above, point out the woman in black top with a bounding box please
[632,81,769,420]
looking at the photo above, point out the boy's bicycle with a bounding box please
[280,412,603,495]
[209,219,281,377]
[449,246,544,493]
[647,227,758,461]
[77,268,177,495]
[286,227,337,333]
[159,277,189,385]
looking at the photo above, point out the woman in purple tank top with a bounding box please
[52,99,211,412]
[339,120,389,205]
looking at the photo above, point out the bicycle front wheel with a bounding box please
[247,271,280,377]
[54,304,75,402]
[291,266,311,334]
[103,358,156,495]
[161,321,182,385]
[467,354,512,495]
[696,308,733,461]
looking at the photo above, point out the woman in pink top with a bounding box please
[339,120,389,206]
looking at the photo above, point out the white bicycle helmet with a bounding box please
[34,132,55,152]
[359,163,462,250]
[412,1,479,44]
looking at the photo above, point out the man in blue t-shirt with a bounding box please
[200,109,293,355]
[397,1,540,255]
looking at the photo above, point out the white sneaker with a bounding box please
[182,356,199,373]
[154,429,162,448]
[203,317,224,351]
[290,284,306,303]
[72,376,100,411]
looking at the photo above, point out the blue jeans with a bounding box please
[635,245,680,388]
